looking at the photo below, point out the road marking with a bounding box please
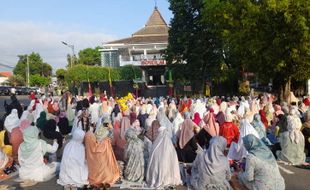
[278,165,295,174]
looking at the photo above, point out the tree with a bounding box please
[13,53,53,79]
[78,46,101,66]
[202,0,310,100]
[255,0,310,101]
[167,0,309,97]
[167,0,225,93]
[64,64,142,85]
[6,75,25,87]
[56,68,67,87]
[66,54,79,68]
[29,74,51,87]
[118,65,142,80]
[65,64,89,84]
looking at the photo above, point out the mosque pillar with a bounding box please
[142,70,146,82]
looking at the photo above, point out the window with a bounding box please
[101,51,120,67]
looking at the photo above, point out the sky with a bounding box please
[0,0,173,72]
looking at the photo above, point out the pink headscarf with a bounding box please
[192,112,201,126]
[178,119,195,149]
[274,105,284,116]
[203,111,219,137]
[19,119,32,132]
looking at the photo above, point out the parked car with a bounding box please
[0,86,11,96]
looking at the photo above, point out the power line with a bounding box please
[0,62,15,68]
[0,59,16,65]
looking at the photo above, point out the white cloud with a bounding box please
[0,21,116,72]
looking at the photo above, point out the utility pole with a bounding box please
[71,45,75,68]
[62,41,75,68]
[26,55,30,87]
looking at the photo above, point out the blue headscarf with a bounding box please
[243,134,275,164]
[154,98,160,108]
[252,114,266,132]
[251,114,272,145]
[204,136,228,175]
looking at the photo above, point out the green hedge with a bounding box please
[64,64,142,84]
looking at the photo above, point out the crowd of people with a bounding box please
[0,91,309,190]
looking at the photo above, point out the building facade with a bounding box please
[100,7,168,86]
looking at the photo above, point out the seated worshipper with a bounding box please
[168,101,178,122]
[10,119,31,163]
[0,149,17,180]
[77,108,91,132]
[196,109,219,149]
[57,112,71,136]
[88,95,100,126]
[124,127,144,182]
[157,107,174,140]
[220,110,240,147]
[238,134,285,190]
[66,98,76,127]
[101,100,112,121]
[277,110,288,135]
[43,119,63,150]
[277,114,306,165]
[113,109,131,161]
[4,109,20,133]
[57,128,88,188]
[52,101,60,116]
[36,111,47,131]
[112,112,125,161]
[176,112,198,163]
[190,136,232,190]
[137,105,149,129]
[145,106,157,131]
[130,106,137,125]
[228,119,260,161]
[251,114,272,145]
[172,112,184,144]
[259,109,269,128]
[144,120,161,172]
[20,102,35,122]
[216,102,228,126]
[85,119,119,188]
[131,119,142,134]
[301,111,310,156]
[146,126,182,188]
[111,104,121,122]
[0,120,12,156]
[191,99,206,121]
[18,125,58,184]
[192,112,202,126]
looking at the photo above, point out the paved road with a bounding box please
[1,163,309,190]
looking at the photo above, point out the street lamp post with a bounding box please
[61,41,75,68]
